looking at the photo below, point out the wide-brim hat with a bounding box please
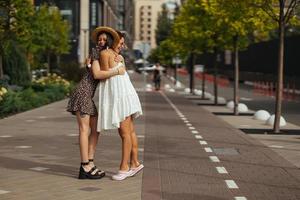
[91,26,120,48]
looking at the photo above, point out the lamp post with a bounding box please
[82,28,89,65]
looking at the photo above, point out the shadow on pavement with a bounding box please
[213,112,254,116]
[241,128,300,135]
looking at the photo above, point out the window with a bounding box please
[148,31,151,34]
[148,6,151,9]
[148,18,151,22]
[141,12,144,15]
[147,37,151,41]
[141,36,144,40]
[148,24,151,28]
[148,12,151,16]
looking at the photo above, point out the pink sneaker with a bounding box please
[130,164,144,177]
[112,170,133,181]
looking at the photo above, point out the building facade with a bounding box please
[133,0,180,58]
[34,0,126,66]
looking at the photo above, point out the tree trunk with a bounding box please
[274,4,285,133]
[57,54,61,68]
[0,54,3,79]
[202,66,206,99]
[233,36,240,115]
[189,53,195,94]
[174,64,177,85]
[47,52,51,73]
[213,50,219,105]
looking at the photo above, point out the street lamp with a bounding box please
[82,28,89,66]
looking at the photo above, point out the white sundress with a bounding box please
[97,63,143,131]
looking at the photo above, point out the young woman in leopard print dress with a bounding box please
[67,27,124,179]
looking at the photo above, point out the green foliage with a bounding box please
[155,4,173,45]
[0,1,71,82]
[60,61,85,82]
[3,41,31,86]
[0,74,73,118]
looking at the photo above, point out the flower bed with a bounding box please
[0,73,74,118]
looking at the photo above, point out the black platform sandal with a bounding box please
[89,159,106,177]
[78,162,105,179]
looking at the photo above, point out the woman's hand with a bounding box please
[118,66,126,75]
[114,55,123,63]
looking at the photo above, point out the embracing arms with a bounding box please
[91,51,125,80]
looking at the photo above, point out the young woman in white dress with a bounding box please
[97,30,144,181]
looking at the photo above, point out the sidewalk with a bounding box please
[0,72,299,200]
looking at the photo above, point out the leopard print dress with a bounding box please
[67,47,102,116]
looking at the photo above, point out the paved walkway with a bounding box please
[0,72,299,200]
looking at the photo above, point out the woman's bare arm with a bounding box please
[91,51,125,80]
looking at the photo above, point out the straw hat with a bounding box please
[91,26,120,48]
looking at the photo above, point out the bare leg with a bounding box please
[88,115,100,165]
[76,112,95,173]
[129,117,140,168]
[118,117,133,171]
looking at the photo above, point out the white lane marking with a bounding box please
[240,97,252,101]
[25,119,36,122]
[30,167,49,171]
[195,135,203,139]
[181,117,187,120]
[209,156,220,162]
[138,148,144,152]
[204,147,213,152]
[225,180,239,189]
[188,127,195,130]
[240,124,250,127]
[137,135,145,138]
[67,134,79,137]
[15,146,32,149]
[234,197,247,200]
[0,190,10,195]
[216,167,228,174]
[0,135,13,138]
[269,145,283,149]
[191,130,199,134]
[184,120,189,123]
[37,116,47,119]
[199,140,207,145]
[186,123,192,126]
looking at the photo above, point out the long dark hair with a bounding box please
[96,32,114,49]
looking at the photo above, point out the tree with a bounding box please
[32,5,70,72]
[255,0,300,133]
[0,0,34,85]
[212,0,274,114]
[171,0,211,94]
[155,4,173,46]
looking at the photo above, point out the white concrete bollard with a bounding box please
[266,114,287,127]
[164,84,171,89]
[146,84,152,88]
[238,103,248,112]
[168,88,175,92]
[209,96,226,104]
[204,92,212,99]
[184,88,191,93]
[175,82,182,88]
[226,101,234,109]
[253,110,271,121]
[194,89,202,96]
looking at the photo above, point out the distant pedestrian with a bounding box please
[153,63,162,90]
